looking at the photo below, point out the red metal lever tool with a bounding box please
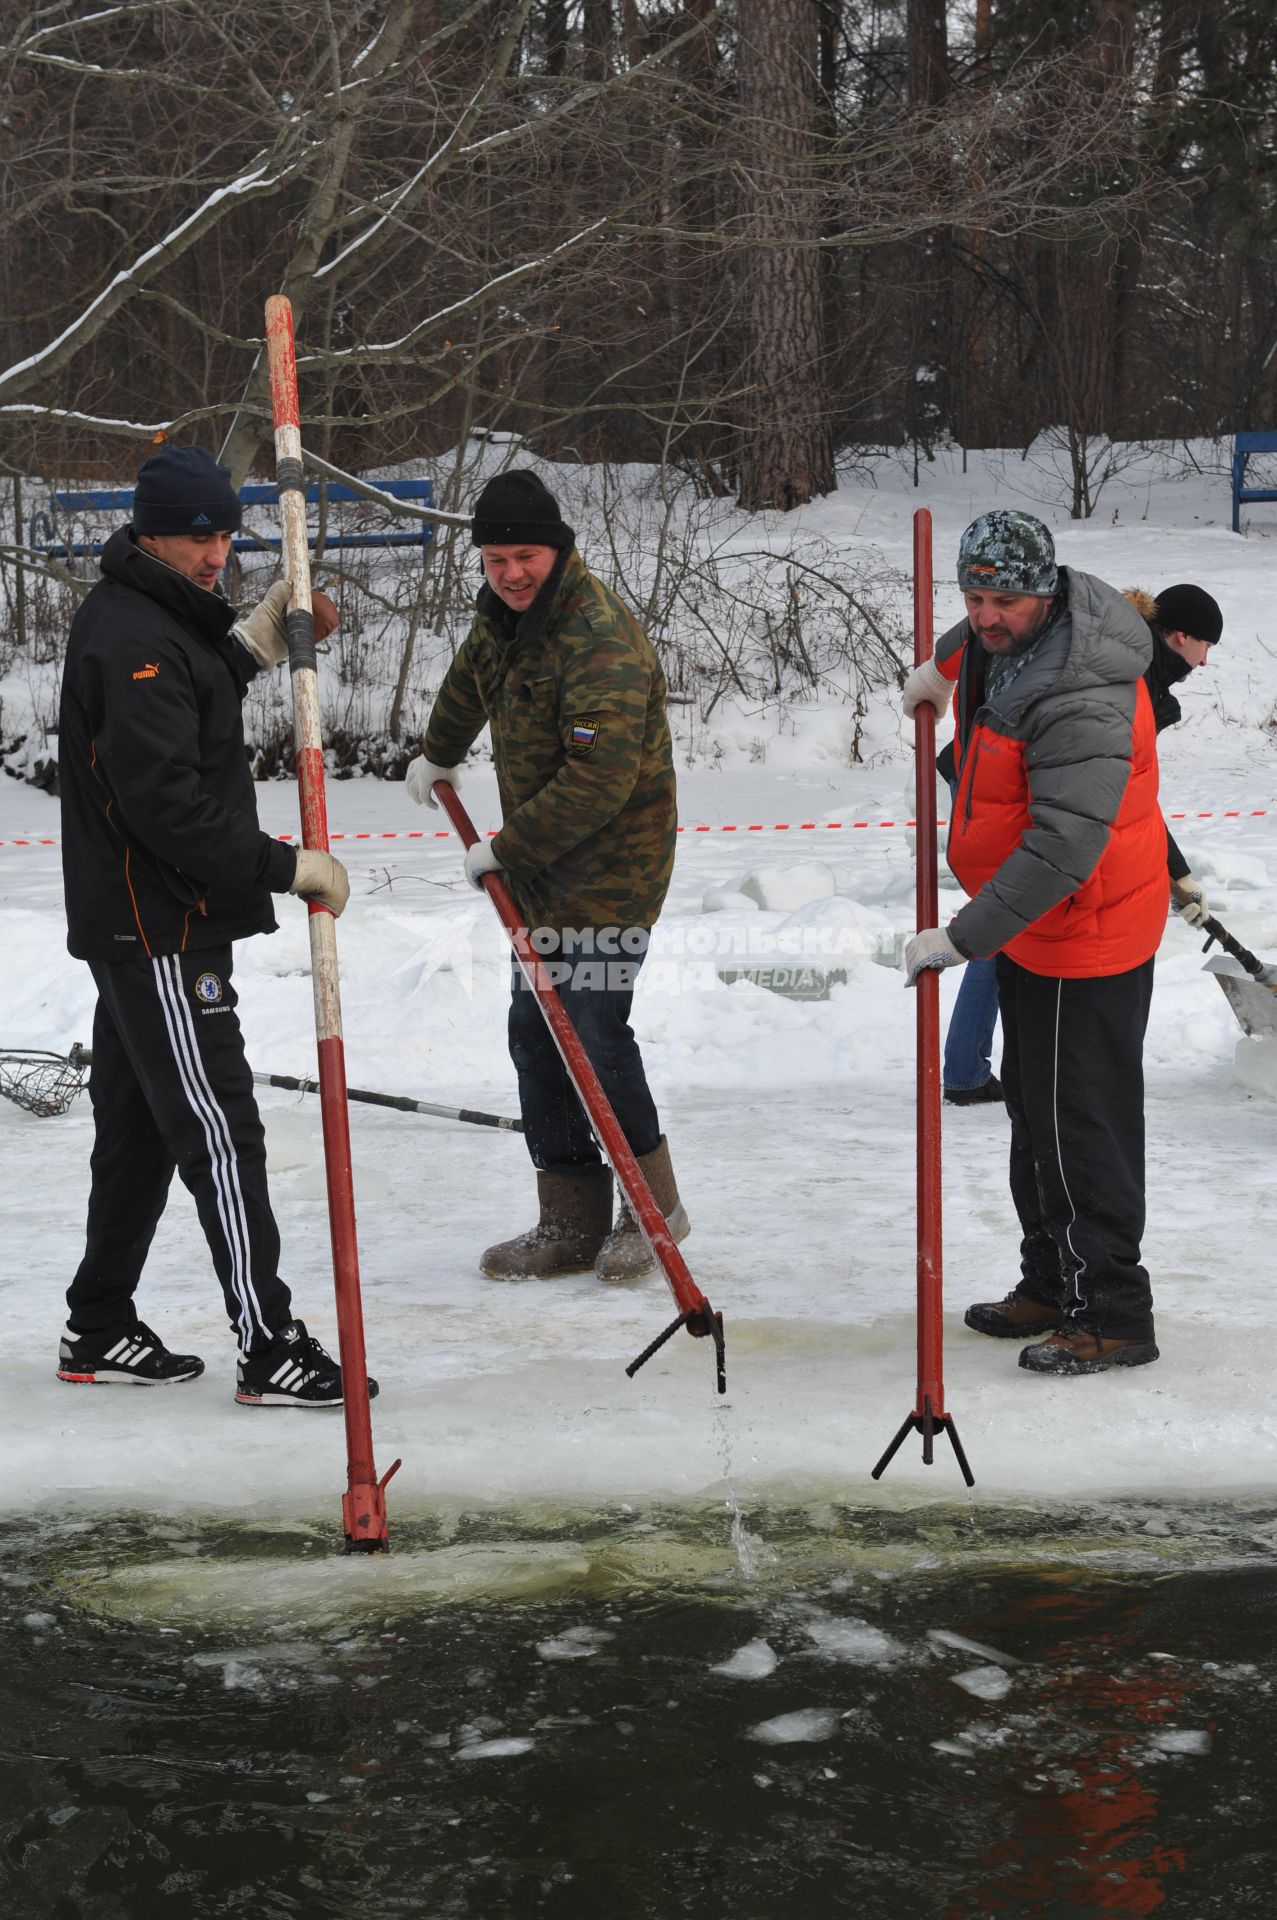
[433,781,725,1393]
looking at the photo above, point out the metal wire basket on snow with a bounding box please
[0,1048,88,1118]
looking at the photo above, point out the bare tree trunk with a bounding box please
[735,0,834,512]
[904,0,949,474]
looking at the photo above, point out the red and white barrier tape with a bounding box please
[0,809,1272,850]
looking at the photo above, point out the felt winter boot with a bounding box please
[594,1136,689,1283]
[480,1167,614,1281]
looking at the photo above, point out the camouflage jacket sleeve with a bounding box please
[493,629,651,882]
[422,628,491,767]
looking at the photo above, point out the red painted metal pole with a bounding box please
[913,510,945,1437]
[432,782,725,1391]
[872,508,973,1485]
[265,295,399,1548]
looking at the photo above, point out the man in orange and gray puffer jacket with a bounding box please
[901,510,1167,1378]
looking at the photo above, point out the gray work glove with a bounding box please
[232,580,291,670]
[1171,875,1211,929]
[289,847,350,916]
[406,755,462,810]
[903,926,966,987]
[464,839,505,891]
[902,658,953,718]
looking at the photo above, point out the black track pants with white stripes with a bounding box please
[66,947,292,1352]
[995,953,1155,1342]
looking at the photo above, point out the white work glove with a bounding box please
[1171,875,1211,929]
[232,580,291,669]
[405,756,462,810]
[464,839,505,891]
[289,847,350,916]
[902,657,953,719]
[903,926,966,987]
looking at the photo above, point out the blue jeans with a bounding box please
[508,939,661,1172]
[941,775,999,1090]
[943,955,1001,1090]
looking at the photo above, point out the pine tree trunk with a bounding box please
[735,0,834,512]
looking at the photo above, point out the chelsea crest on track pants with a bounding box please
[66,946,293,1353]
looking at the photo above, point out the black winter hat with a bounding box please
[132,446,242,536]
[471,470,574,550]
[1154,583,1222,646]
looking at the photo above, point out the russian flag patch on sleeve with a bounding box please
[569,720,600,753]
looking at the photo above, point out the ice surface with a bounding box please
[3,444,1277,1534]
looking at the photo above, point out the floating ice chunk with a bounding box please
[928,1628,1022,1668]
[536,1625,614,1661]
[738,863,836,912]
[804,1617,903,1666]
[712,1638,778,1680]
[749,1708,841,1745]
[454,1737,536,1761]
[951,1665,1013,1702]
[1150,1729,1211,1756]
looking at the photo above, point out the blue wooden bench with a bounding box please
[28,477,434,559]
[1231,431,1277,533]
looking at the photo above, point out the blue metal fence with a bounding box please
[28,477,434,559]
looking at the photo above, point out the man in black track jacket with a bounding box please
[56,444,370,1409]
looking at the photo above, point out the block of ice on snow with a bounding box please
[738,862,836,912]
[702,884,761,914]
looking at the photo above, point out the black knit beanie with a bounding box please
[471,470,574,550]
[1154,583,1222,646]
[132,446,242,536]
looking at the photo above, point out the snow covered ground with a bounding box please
[2,444,1275,1532]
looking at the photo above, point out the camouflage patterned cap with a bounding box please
[957,511,1057,596]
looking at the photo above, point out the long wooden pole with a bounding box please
[264,295,398,1550]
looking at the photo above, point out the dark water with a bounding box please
[2,1501,1275,1920]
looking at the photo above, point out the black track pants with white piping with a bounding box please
[995,952,1156,1343]
[66,946,293,1351]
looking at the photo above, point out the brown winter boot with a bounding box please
[594,1136,689,1284]
[480,1167,614,1281]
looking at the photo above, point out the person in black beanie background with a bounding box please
[57,445,373,1407]
[1125,580,1224,928]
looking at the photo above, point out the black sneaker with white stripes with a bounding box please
[57,1321,205,1386]
[235,1319,378,1408]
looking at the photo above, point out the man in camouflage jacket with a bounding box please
[406,470,687,1284]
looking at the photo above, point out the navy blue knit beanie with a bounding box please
[471,470,574,550]
[132,446,242,536]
